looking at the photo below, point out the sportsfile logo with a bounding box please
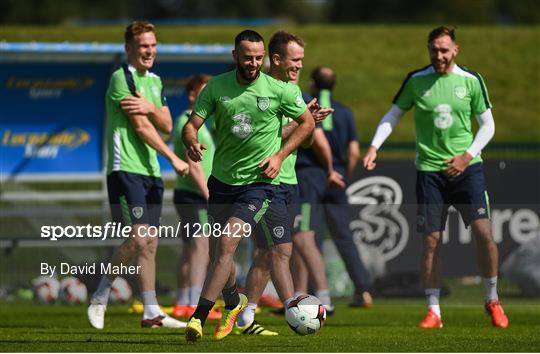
[346,176,409,262]
[40,222,253,241]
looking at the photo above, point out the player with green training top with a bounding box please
[88,21,188,330]
[182,30,315,343]
[234,30,335,336]
[363,26,508,329]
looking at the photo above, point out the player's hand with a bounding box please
[120,92,154,116]
[328,170,346,189]
[171,156,189,176]
[307,98,334,123]
[444,152,472,177]
[186,143,206,162]
[258,155,283,179]
[363,146,378,170]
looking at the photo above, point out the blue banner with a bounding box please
[0,62,110,178]
[0,59,232,179]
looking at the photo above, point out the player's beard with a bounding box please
[236,62,261,83]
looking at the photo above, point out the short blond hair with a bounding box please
[124,21,155,44]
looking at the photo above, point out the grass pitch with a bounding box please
[1,287,539,352]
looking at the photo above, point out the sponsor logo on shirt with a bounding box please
[433,104,454,129]
[231,112,253,139]
[257,97,270,111]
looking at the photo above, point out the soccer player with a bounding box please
[87,21,189,329]
[291,83,353,314]
[235,31,334,336]
[171,74,221,321]
[182,30,315,342]
[295,67,374,308]
[363,26,508,328]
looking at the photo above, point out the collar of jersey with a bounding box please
[127,64,149,77]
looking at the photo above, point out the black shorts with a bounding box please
[416,162,490,234]
[293,167,327,234]
[173,189,208,241]
[107,171,163,226]
[207,175,275,233]
[253,183,298,249]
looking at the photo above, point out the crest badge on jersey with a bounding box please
[454,86,467,99]
[257,97,270,111]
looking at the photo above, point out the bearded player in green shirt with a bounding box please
[87,21,189,330]
[363,26,508,329]
[182,30,315,342]
[234,31,335,336]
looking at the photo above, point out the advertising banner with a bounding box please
[0,62,110,179]
[345,160,540,277]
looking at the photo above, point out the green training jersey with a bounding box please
[393,64,491,171]
[193,70,307,185]
[105,64,166,177]
[173,110,215,193]
[279,116,298,185]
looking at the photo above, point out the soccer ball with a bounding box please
[59,276,87,304]
[110,277,132,304]
[32,276,60,304]
[285,294,326,335]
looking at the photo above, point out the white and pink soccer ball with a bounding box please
[59,276,87,304]
[32,276,60,304]
[285,294,326,335]
[110,277,132,304]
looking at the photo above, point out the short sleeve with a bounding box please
[107,71,131,105]
[193,82,215,120]
[392,74,415,111]
[160,84,168,107]
[280,83,307,121]
[470,73,491,115]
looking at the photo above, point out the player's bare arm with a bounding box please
[120,92,173,133]
[182,112,206,162]
[312,127,345,188]
[445,109,496,177]
[127,113,188,176]
[281,98,333,139]
[185,152,210,200]
[363,146,378,171]
[260,108,315,179]
[347,140,360,177]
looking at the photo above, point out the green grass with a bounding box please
[1,24,539,145]
[1,288,539,352]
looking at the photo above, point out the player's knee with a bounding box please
[192,239,209,256]
[254,248,272,265]
[271,244,292,263]
[423,233,440,253]
[219,237,240,255]
[474,230,494,245]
